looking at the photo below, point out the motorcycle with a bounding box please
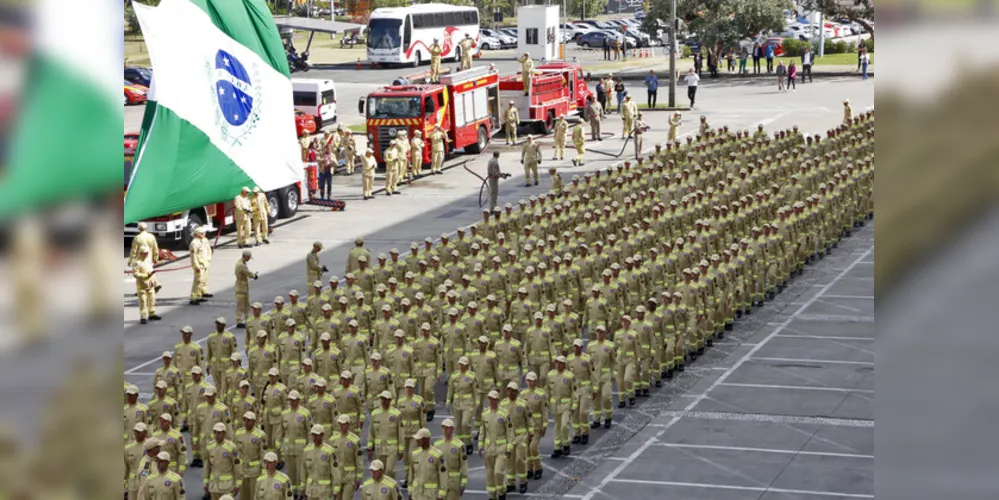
[287,50,311,73]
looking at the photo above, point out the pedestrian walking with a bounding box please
[683,68,700,107]
[860,51,870,80]
[765,42,775,73]
[776,60,787,92]
[644,70,659,108]
[752,43,762,74]
[801,46,813,83]
[787,61,797,91]
[613,78,625,113]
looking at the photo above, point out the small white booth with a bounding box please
[517,5,560,61]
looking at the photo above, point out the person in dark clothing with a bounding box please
[595,80,607,113]
[602,37,611,60]
[752,43,762,74]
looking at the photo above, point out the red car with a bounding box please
[295,109,317,137]
[124,80,148,105]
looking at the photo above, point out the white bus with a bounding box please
[367,4,480,67]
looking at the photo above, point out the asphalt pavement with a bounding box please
[124,74,874,499]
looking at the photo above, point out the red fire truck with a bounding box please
[536,62,593,114]
[361,66,500,168]
[498,70,571,135]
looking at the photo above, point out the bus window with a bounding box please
[404,15,412,48]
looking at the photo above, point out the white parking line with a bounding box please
[608,478,874,498]
[718,382,874,393]
[653,443,873,459]
[751,357,874,366]
[577,246,874,500]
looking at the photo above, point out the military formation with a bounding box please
[126,108,874,499]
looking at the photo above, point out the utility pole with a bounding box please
[667,0,677,107]
[817,10,825,57]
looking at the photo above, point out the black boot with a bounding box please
[551,448,562,458]
[590,421,601,429]
[581,434,589,445]
[604,419,612,428]
[563,445,571,456]
[572,436,580,444]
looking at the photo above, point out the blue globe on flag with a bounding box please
[214,49,254,127]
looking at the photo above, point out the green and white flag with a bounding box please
[125,0,301,223]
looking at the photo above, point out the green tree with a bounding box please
[645,0,790,57]
[568,0,608,20]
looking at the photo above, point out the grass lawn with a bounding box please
[777,52,873,67]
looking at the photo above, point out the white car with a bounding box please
[478,35,503,50]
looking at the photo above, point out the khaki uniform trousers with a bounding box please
[431,149,444,173]
[505,122,517,144]
[484,451,508,500]
[253,212,268,244]
[524,160,539,185]
[507,432,529,486]
[616,356,637,400]
[573,386,592,435]
[235,292,250,324]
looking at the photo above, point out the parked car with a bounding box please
[124,66,152,87]
[783,24,812,40]
[124,80,147,105]
[295,109,317,137]
[478,34,503,50]
[481,29,516,48]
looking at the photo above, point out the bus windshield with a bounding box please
[367,96,421,119]
[367,18,402,50]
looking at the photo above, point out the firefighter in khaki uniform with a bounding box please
[301,425,337,499]
[567,339,595,444]
[479,390,514,500]
[546,356,575,458]
[408,428,448,500]
[254,452,294,500]
[447,356,480,453]
[521,135,541,187]
[521,371,547,480]
[499,382,531,494]
[397,379,427,488]
[614,315,641,408]
[332,414,364,500]
[586,325,615,428]
[142,452,186,500]
[369,391,405,480]
[435,418,468,500]
[552,115,568,160]
[233,187,253,248]
[233,411,267,500]
[279,390,311,494]
[361,460,403,500]
[429,126,447,175]
[204,423,240,500]
[504,102,519,145]
[251,186,270,245]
